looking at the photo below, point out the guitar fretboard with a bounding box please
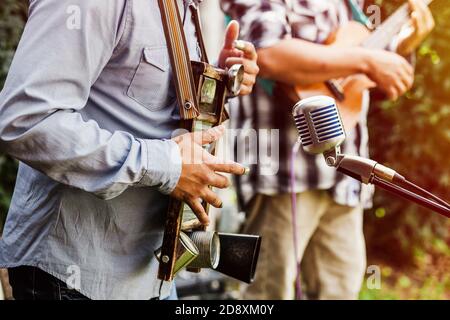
[362,0,433,50]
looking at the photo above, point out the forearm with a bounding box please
[257,39,372,86]
[0,0,182,199]
[0,106,181,199]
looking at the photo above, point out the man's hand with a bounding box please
[397,0,435,56]
[218,20,259,96]
[364,49,415,100]
[171,126,247,226]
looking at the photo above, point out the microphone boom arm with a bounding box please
[323,147,400,184]
[372,177,450,218]
[323,148,450,218]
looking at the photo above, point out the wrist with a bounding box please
[138,139,182,195]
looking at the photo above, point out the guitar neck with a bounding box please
[362,0,433,50]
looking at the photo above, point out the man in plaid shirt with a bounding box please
[221,0,434,299]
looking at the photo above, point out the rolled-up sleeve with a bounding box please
[220,0,290,49]
[0,0,182,199]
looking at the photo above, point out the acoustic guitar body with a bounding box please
[295,21,376,130]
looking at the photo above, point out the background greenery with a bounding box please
[363,0,450,299]
[0,0,448,299]
[0,0,27,232]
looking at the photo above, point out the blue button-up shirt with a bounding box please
[0,0,201,300]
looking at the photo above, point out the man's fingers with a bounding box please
[203,151,247,175]
[395,79,408,97]
[238,84,252,96]
[409,0,425,20]
[200,188,223,208]
[418,0,435,32]
[396,57,414,89]
[234,40,258,60]
[412,4,427,36]
[174,126,225,146]
[411,12,421,34]
[409,0,420,16]
[210,162,247,175]
[410,0,433,34]
[242,73,257,87]
[424,3,435,31]
[223,20,240,50]
[186,198,210,226]
[206,159,248,176]
[387,87,399,101]
[208,172,231,189]
[225,57,260,75]
[225,48,244,59]
[400,68,414,90]
[400,57,414,77]
[224,57,258,95]
[403,75,414,91]
[192,125,226,146]
[225,57,242,69]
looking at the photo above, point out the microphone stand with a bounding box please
[371,176,450,219]
[323,149,450,219]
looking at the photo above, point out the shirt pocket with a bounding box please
[127,46,176,111]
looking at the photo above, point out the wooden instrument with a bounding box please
[156,0,249,282]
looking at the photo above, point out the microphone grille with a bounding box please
[292,96,346,155]
[293,113,313,147]
[310,103,344,142]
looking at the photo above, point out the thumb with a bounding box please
[223,20,240,50]
[192,125,226,146]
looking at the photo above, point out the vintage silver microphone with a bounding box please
[293,96,346,156]
[292,96,450,218]
[292,96,400,183]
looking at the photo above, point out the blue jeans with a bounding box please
[9,266,178,300]
[9,266,89,300]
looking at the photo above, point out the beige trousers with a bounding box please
[241,190,366,300]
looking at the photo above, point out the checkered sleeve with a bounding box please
[220,0,290,49]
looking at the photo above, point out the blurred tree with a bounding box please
[366,0,450,266]
[0,0,28,229]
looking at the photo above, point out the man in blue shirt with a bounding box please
[0,0,258,300]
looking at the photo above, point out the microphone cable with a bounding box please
[290,139,303,300]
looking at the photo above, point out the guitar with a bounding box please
[289,0,434,130]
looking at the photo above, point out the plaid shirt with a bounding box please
[221,0,374,208]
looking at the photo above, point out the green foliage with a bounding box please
[0,0,27,87]
[359,259,450,300]
[0,0,28,228]
[365,0,450,267]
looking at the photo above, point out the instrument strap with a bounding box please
[346,0,373,29]
[158,0,200,120]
